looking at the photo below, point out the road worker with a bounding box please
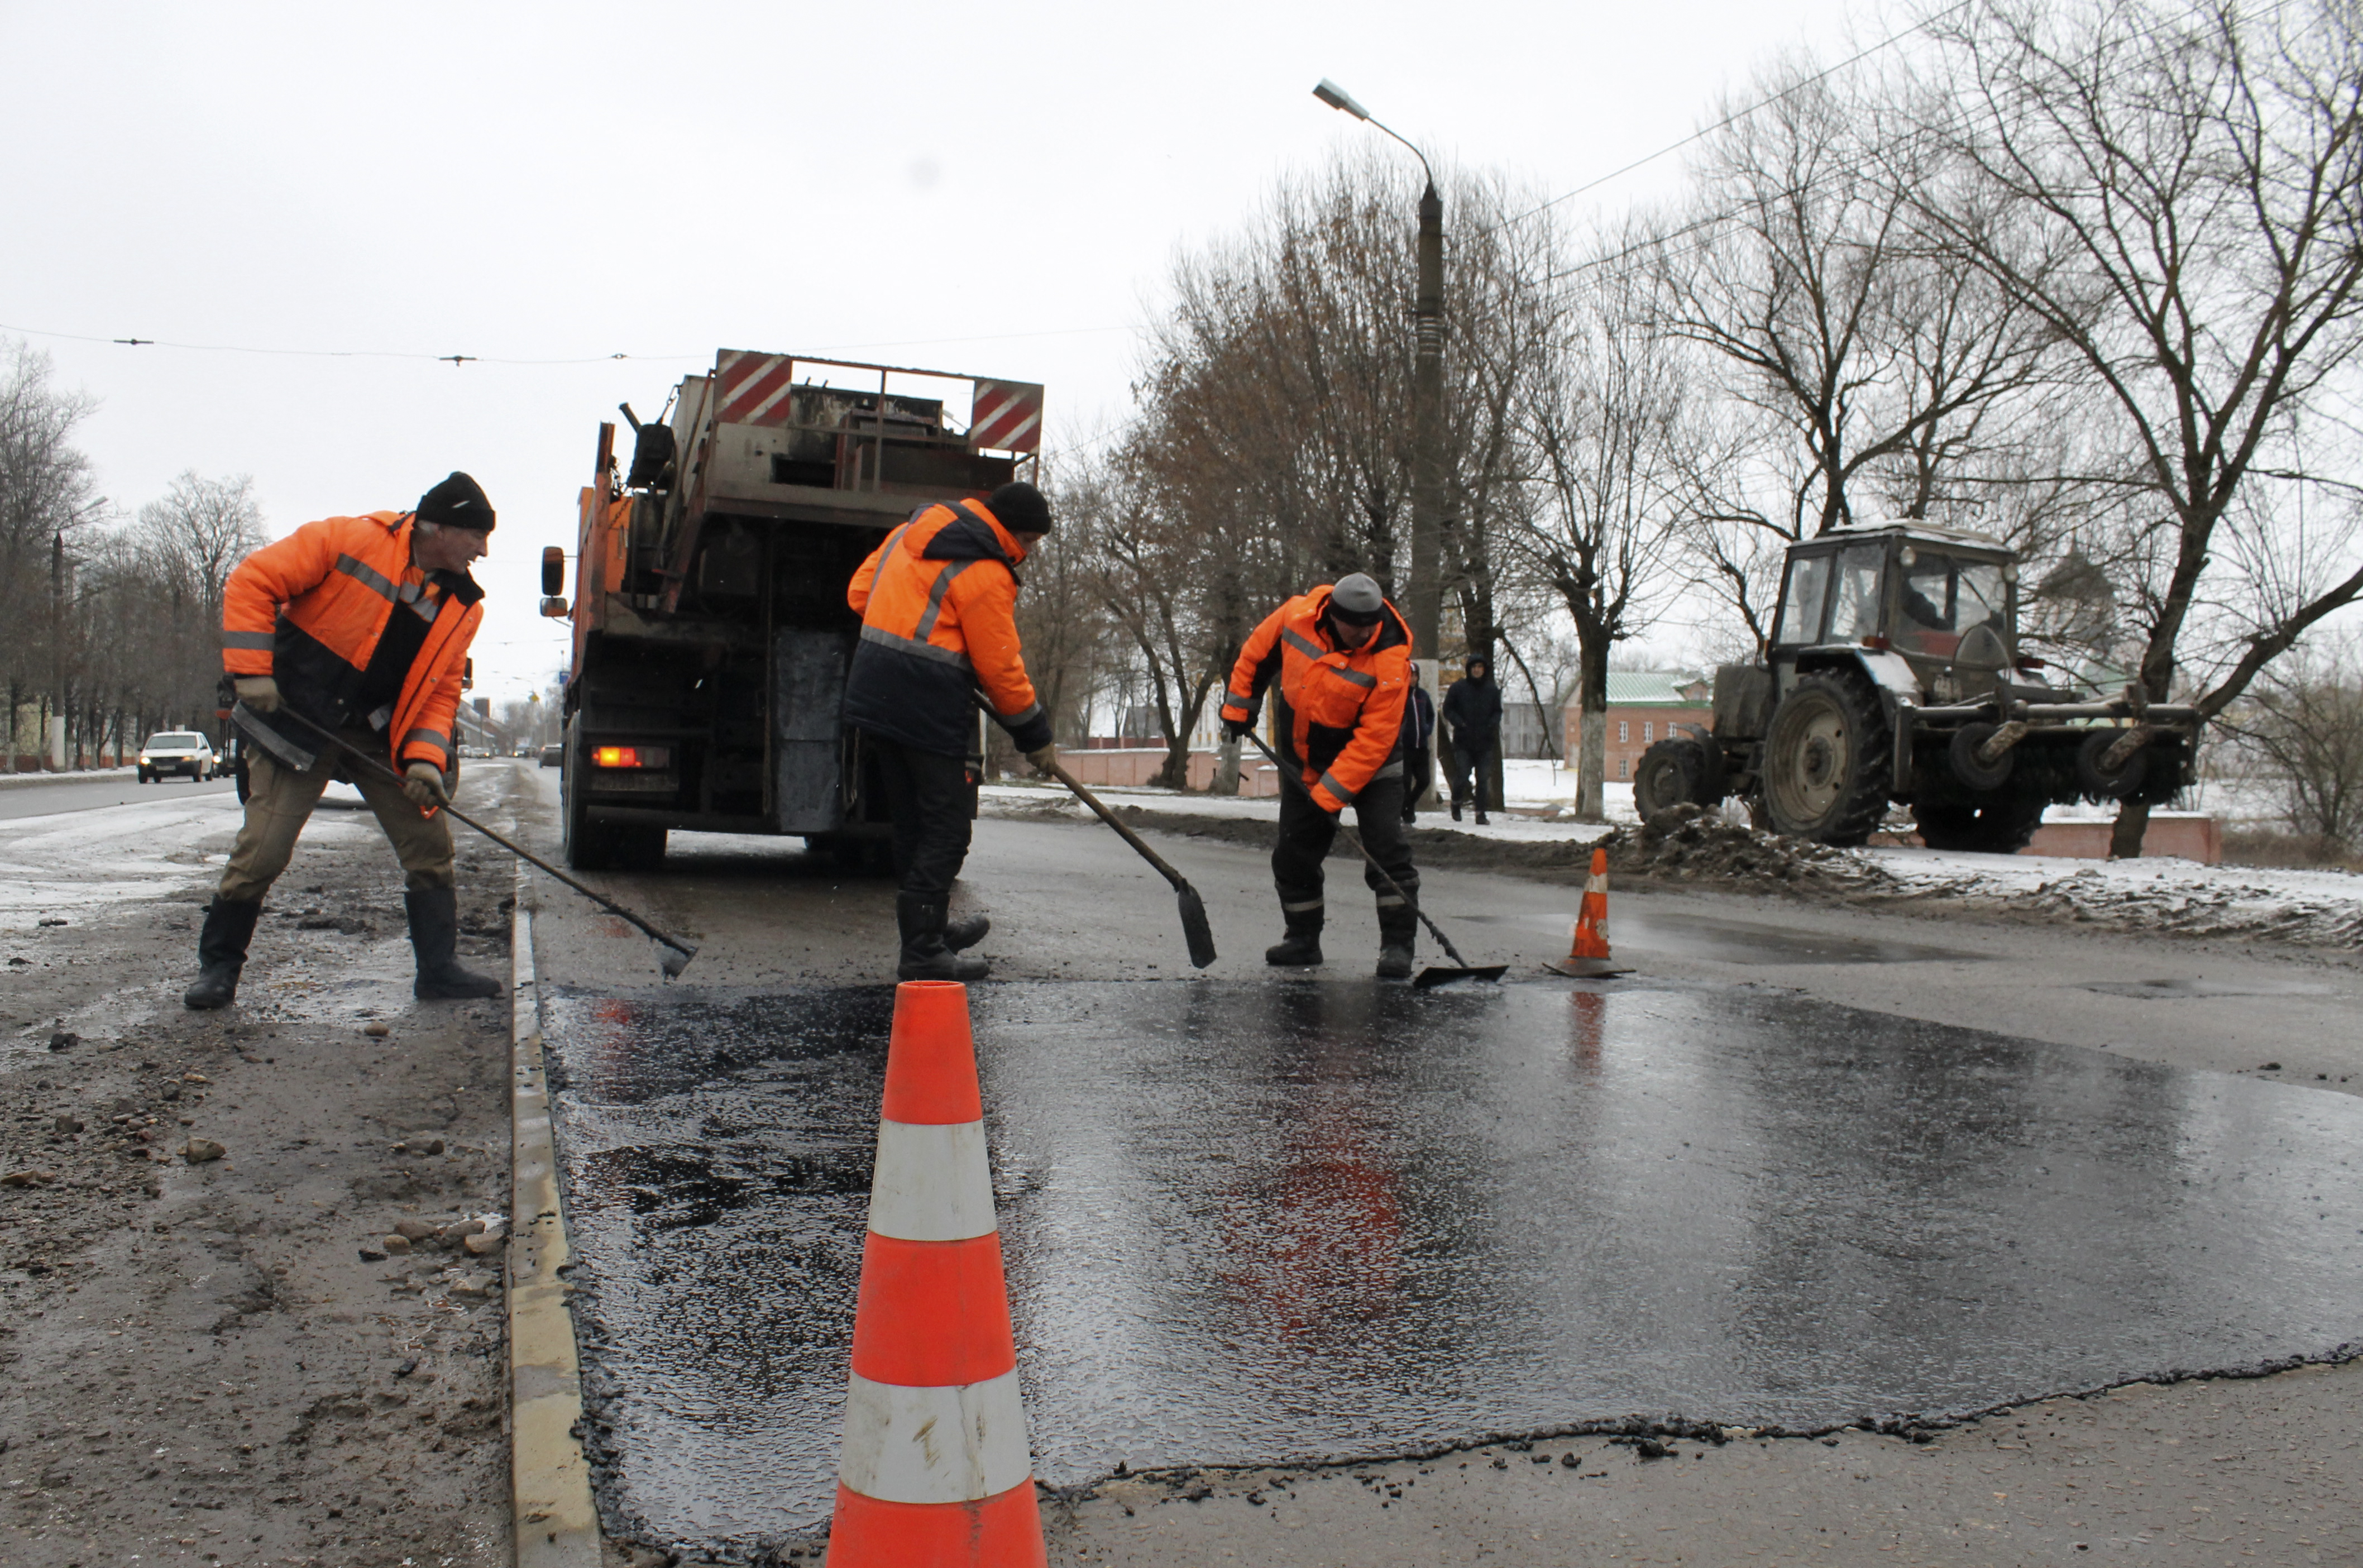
[843,480,1056,981]
[186,473,501,1010]
[1219,572,1420,978]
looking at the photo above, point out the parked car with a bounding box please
[138,731,216,783]
[539,743,565,769]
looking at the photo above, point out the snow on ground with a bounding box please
[0,791,379,934]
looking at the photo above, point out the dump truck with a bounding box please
[1633,521,2199,853]
[542,350,1042,869]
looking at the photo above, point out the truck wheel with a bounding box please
[1911,797,2045,854]
[2074,729,2149,800]
[562,725,620,870]
[1761,672,1893,847]
[611,826,667,871]
[1633,738,1714,820]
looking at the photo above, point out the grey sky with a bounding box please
[3,0,1866,702]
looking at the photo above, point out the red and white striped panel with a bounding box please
[970,380,1044,453]
[712,349,799,428]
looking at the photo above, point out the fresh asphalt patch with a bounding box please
[532,975,2363,1558]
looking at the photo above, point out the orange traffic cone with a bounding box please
[827,981,1045,1568]
[1548,847,1632,978]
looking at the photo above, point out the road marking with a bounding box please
[509,861,601,1566]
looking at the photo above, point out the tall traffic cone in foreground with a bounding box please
[1548,846,1632,978]
[829,981,1045,1568]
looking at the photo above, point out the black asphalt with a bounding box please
[538,974,2363,1552]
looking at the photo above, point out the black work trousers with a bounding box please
[1446,733,1499,810]
[1273,771,1418,920]
[867,733,976,897]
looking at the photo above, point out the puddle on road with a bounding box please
[539,981,2363,1553]
[2079,977,2339,999]
[1447,908,1976,965]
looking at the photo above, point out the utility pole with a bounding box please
[1316,78,1450,806]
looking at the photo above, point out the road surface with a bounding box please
[507,768,2363,1563]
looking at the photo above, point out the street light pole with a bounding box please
[1313,79,1447,659]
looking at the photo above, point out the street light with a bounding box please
[1313,78,1446,681]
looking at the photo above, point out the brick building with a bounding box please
[1561,672,1713,785]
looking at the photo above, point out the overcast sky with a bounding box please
[3,0,1871,702]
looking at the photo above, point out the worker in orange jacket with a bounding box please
[1219,573,1422,978]
[844,480,1055,980]
[185,473,501,1010]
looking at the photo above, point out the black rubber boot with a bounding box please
[1449,799,1463,822]
[406,888,504,1000]
[898,893,988,982]
[1376,900,1419,981]
[1264,895,1324,967]
[944,912,991,953]
[183,898,262,1010]
[1475,809,1489,825]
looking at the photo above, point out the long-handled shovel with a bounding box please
[234,702,700,979]
[1240,730,1505,989]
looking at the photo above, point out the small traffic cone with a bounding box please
[1548,847,1632,978]
[827,981,1045,1568]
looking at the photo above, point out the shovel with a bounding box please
[233,702,700,979]
[1240,730,1505,989]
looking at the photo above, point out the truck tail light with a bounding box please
[592,745,671,769]
[1860,634,1891,651]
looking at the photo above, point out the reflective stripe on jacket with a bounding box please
[219,511,484,775]
[1221,585,1413,812]
[842,498,1051,758]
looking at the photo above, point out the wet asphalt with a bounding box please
[538,973,2363,1548]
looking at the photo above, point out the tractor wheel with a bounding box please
[1633,738,1716,820]
[1761,671,1893,847]
[2075,729,2150,800]
[1911,796,2046,854]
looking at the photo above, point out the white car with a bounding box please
[138,731,216,783]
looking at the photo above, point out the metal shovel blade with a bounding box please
[1413,963,1509,990]
[1176,884,1218,969]
[657,941,699,980]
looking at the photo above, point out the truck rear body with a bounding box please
[552,351,1041,868]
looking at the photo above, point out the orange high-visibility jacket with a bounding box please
[843,498,1051,758]
[1221,584,1413,812]
[219,511,484,775]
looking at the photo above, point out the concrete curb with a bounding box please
[509,862,602,1566]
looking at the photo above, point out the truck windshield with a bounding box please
[1896,556,2008,655]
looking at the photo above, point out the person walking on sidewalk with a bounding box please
[843,481,1056,982]
[1443,653,1503,825]
[1399,678,1436,828]
[185,473,502,1010]
[1218,572,1421,978]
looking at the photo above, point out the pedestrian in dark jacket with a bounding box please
[1442,654,1503,824]
[1399,681,1436,826]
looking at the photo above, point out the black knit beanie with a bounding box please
[987,481,1053,534]
[417,471,496,532]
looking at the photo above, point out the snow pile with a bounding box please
[1866,849,2363,949]
[1604,805,1895,895]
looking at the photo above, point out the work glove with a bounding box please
[401,761,448,809]
[233,675,281,714]
[1222,716,1252,743]
[1025,744,1060,776]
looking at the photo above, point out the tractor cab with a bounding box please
[1769,522,2027,704]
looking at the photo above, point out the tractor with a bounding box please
[1633,521,2199,853]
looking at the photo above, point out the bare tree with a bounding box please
[1518,238,1694,819]
[136,472,267,629]
[1915,0,2363,854]
[0,342,102,768]
[2214,627,2363,853]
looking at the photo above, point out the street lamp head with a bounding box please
[1313,78,1370,121]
